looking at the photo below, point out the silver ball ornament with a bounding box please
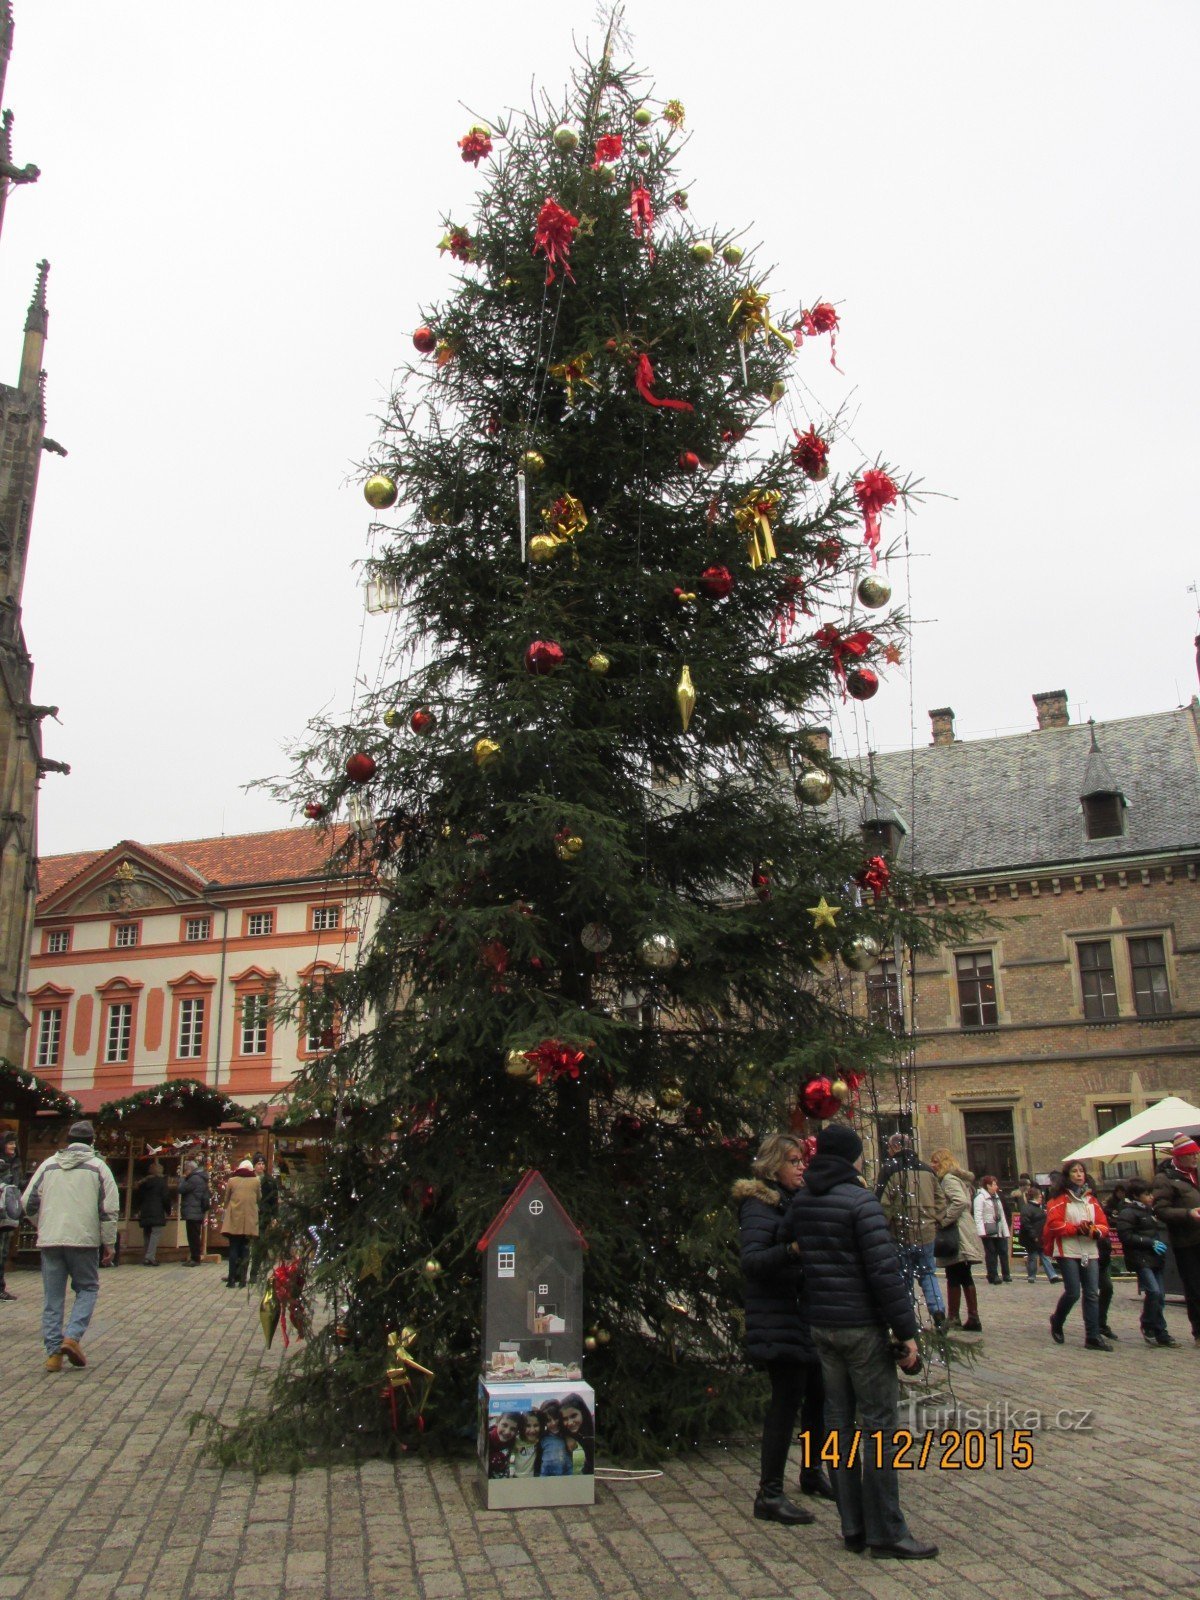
[843,934,881,972]
[638,931,680,971]
[796,767,834,806]
[856,574,892,610]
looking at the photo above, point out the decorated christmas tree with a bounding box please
[208,18,967,1471]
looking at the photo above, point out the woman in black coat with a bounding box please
[134,1161,172,1266]
[734,1131,833,1526]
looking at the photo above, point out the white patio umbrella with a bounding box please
[1063,1096,1200,1165]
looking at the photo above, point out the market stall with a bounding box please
[0,1061,81,1264]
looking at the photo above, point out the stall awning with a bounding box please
[1063,1097,1200,1164]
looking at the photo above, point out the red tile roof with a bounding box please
[38,826,352,909]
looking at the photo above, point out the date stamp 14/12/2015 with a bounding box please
[800,1430,1035,1471]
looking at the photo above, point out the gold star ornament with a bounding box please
[807,896,841,931]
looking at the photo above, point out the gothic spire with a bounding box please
[24,256,47,334]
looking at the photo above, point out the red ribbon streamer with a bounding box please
[634,353,693,412]
[533,198,579,286]
[772,575,810,644]
[794,303,842,372]
[815,623,874,699]
[853,470,898,568]
[629,185,655,263]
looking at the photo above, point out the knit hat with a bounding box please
[815,1123,863,1163]
[235,1158,255,1174]
[1170,1134,1200,1158]
[68,1120,95,1144]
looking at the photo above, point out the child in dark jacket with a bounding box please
[1116,1180,1176,1347]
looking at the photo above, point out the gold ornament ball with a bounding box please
[555,834,585,861]
[505,1048,535,1078]
[639,930,680,970]
[587,651,611,676]
[857,573,892,610]
[584,1335,598,1352]
[553,124,580,151]
[595,1327,611,1345]
[633,106,653,126]
[690,240,715,264]
[422,1258,443,1279]
[659,1083,684,1109]
[382,708,401,729]
[519,449,546,477]
[528,534,560,564]
[796,767,834,806]
[722,243,745,266]
[474,737,501,769]
[830,1077,849,1101]
[363,473,398,511]
[843,934,882,972]
[636,140,651,157]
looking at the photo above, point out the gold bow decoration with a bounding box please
[728,285,793,350]
[384,1327,436,1419]
[538,493,588,560]
[548,352,598,408]
[734,488,781,568]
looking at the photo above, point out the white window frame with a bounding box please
[36,1006,63,1068]
[177,996,205,1059]
[185,916,211,943]
[247,912,274,937]
[312,905,341,932]
[47,930,69,955]
[104,1002,132,1064]
[114,923,139,949]
[240,992,269,1055]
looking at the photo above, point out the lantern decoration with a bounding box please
[473,737,501,768]
[458,125,493,165]
[801,1076,842,1120]
[548,353,597,407]
[532,197,580,286]
[791,427,830,482]
[522,1039,586,1085]
[699,564,734,600]
[580,922,613,953]
[857,573,892,610]
[303,801,326,821]
[525,639,565,675]
[854,470,899,568]
[856,855,891,902]
[410,708,436,735]
[814,622,874,698]
[363,473,398,510]
[413,326,437,354]
[676,664,696,732]
[843,933,881,972]
[794,302,842,370]
[729,285,792,349]
[639,931,680,970]
[734,488,781,568]
[552,124,580,152]
[772,574,809,643]
[587,651,611,675]
[847,667,880,702]
[807,896,840,931]
[795,767,834,806]
[345,752,376,785]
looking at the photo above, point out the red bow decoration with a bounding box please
[772,574,810,643]
[271,1259,308,1349]
[523,1039,586,1085]
[592,133,623,168]
[533,198,580,285]
[794,302,842,371]
[856,855,891,902]
[441,227,474,263]
[480,939,510,975]
[458,128,493,166]
[629,185,655,261]
[815,623,874,698]
[633,352,694,412]
[854,470,898,567]
[815,535,843,569]
[791,427,830,480]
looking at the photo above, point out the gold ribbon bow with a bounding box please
[734,489,781,568]
[548,353,597,408]
[385,1327,435,1415]
[728,286,793,349]
[538,493,588,561]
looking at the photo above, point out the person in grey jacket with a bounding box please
[21,1120,119,1372]
[177,1160,211,1265]
[0,1128,23,1300]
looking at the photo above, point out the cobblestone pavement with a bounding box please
[2,1261,1199,1600]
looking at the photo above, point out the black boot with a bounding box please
[799,1469,836,1501]
[754,1483,815,1525]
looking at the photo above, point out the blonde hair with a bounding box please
[752,1131,803,1182]
[929,1147,966,1179]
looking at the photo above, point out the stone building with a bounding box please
[0,3,67,1069]
[854,691,1200,1184]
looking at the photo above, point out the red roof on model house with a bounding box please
[476,1170,589,1252]
[37,826,351,909]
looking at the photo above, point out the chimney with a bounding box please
[801,726,831,757]
[1033,690,1069,730]
[928,707,955,747]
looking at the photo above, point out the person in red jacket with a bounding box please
[1042,1161,1111,1351]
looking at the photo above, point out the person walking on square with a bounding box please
[1017,1186,1060,1284]
[178,1159,211,1266]
[786,1123,937,1562]
[0,1129,23,1300]
[878,1136,948,1326]
[735,1132,830,1528]
[1152,1133,1200,1344]
[930,1150,983,1332]
[20,1120,119,1371]
[1043,1161,1111,1351]
[1116,1179,1176,1347]
[221,1158,260,1288]
[134,1160,171,1266]
[973,1176,1011,1284]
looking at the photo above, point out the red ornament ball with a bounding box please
[345,752,377,785]
[410,708,436,735]
[413,326,437,355]
[525,639,565,675]
[699,564,735,600]
[303,801,326,821]
[678,450,701,472]
[846,667,879,702]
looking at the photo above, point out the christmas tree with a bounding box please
[208,18,966,1472]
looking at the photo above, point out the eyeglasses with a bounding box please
[782,1156,806,1167]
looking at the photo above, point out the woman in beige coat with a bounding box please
[221,1159,260,1288]
[930,1150,984,1333]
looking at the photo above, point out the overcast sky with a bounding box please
[6,2,1198,856]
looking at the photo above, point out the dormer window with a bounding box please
[1082,792,1125,840]
[861,818,903,857]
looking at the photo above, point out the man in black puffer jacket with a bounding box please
[786,1122,937,1563]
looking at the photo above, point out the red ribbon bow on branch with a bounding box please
[458,128,493,166]
[633,352,694,412]
[523,1039,586,1085]
[772,575,810,643]
[814,623,874,698]
[791,427,830,480]
[533,198,580,286]
[856,855,891,902]
[271,1259,307,1349]
[794,302,842,371]
[592,134,623,168]
[629,185,655,261]
[854,470,898,568]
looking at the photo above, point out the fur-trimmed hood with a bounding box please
[732,1177,785,1210]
